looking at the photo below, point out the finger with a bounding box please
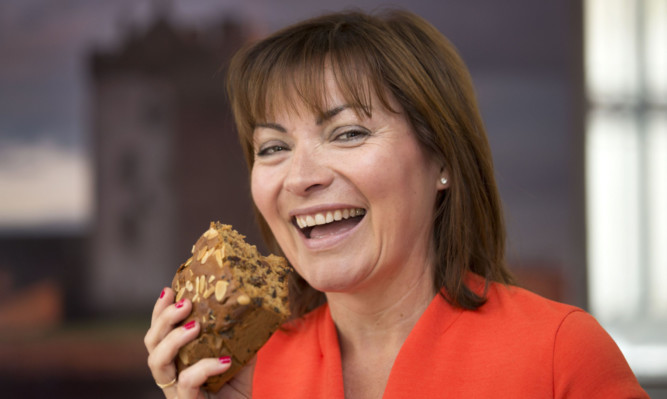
[148,319,201,388]
[151,287,175,326]
[221,355,255,397]
[144,297,192,352]
[177,356,233,399]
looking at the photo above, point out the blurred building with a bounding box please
[0,234,80,324]
[1,11,266,398]
[88,15,259,317]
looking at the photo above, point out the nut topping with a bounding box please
[179,350,189,365]
[237,294,251,305]
[196,248,207,262]
[204,226,218,239]
[199,275,206,294]
[201,248,213,264]
[215,249,223,267]
[203,285,215,299]
[215,280,229,302]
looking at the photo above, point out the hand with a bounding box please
[144,287,255,398]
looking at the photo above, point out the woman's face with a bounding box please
[251,80,446,295]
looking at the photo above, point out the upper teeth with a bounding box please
[295,208,366,229]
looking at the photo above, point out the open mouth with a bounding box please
[293,208,366,239]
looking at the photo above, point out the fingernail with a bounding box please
[175,298,185,308]
[219,356,231,364]
[159,289,165,299]
[183,320,196,330]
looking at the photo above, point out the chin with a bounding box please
[297,262,370,294]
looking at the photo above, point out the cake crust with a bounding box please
[171,222,291,392]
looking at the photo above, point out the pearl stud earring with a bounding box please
[440,177,448,185]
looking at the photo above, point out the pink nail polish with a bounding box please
[159,289,165,299]
[183,320,196,330]
[219,356,231,364]
[175,298,185,308]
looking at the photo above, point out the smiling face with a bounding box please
[250,78,446,296]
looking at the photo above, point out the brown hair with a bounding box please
[227,9,513,318]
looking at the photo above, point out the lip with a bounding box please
[289,204,367,251]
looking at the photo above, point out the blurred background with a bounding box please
[0,0,665,397]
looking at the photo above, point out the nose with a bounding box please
[283,143,333,195]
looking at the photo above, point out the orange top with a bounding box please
[254,282,647,398]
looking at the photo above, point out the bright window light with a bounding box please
[585,0,667,379]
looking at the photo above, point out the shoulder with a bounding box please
[551,310,647,397]
[451,282,585,365]
[477,282,647,398]
[484,281,579,317]
[480,283,621,361]
[463,280,582,332]
[463,273,580,321]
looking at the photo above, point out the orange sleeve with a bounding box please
[553,310,648,398]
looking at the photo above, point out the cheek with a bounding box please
[357,145,438,215]
[251,164,291,240]
[348,147,394,185]
[250,167,273,220]
[353,146,423,194]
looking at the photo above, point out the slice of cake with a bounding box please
[171,222,291,392]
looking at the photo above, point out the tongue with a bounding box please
[309,217,361,239]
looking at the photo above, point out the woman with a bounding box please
[145,10,647,398]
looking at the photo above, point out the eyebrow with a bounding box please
[316,105,350,125]
[254,105,353,133]
[254,122,286,132]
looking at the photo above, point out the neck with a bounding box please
[326,260,436,352]
[327,262,436,399]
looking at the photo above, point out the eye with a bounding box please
[333,128,370,143]
[256,143,290,157]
